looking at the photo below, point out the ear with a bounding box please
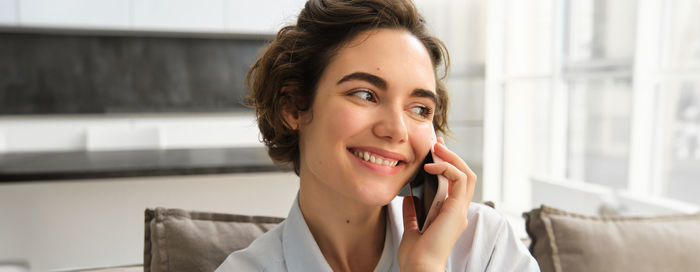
[282,108,300,130]
[281,86,301,130]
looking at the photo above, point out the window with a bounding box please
[658,80,700,205]
[484,0,700,218]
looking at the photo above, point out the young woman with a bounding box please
[217,0,539,271]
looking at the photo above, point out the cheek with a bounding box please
[410,122,437,153]
[301,101,367,167]
[326,103,368,139]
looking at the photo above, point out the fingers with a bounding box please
[424,162,468,201]
[401,196,420,246]
[433,139,472,179]
[433,140,477,192]
[430,138,478,202]
[402,196,419,232]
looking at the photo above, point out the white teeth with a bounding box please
[352,149,398,167]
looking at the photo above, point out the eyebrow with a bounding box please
[337,71,437,104]
[412,89,437,105]
[337,72,387,90]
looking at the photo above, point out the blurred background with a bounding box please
[0,0,698,271]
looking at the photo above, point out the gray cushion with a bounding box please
[523,205,700,272]
[144,208,284,272]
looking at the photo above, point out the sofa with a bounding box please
[522,205,700,272]
[71,204,700,272]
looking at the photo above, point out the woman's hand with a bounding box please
[398,137,478,271]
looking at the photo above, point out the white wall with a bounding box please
[0,0,306,33]
[0,172,300,271]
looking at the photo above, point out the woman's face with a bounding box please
[295,28,438,207]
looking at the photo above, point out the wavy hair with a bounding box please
[247,0,450,175]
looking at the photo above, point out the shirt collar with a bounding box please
[283,195,334,272]
[282,194,405,272]
[385,196,404,272]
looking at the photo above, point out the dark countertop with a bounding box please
[0,147,290,182]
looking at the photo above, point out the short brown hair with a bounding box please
[247,0,450,175]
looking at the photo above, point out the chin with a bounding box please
[353,183,401,207]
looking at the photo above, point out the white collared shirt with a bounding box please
[216,195,540,271]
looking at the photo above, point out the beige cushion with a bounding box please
[144,208,284,272]
[523,205,700,272]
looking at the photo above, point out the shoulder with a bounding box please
[388,198,537,270]
[215,221,287,272]
[453,202,511,252]
[467,202,510,234]
[456,203,541,271]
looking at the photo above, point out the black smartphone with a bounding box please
[398,150,448,233]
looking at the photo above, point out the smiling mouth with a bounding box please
[348,148,402,167]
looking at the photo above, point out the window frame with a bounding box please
[483,0,700,219]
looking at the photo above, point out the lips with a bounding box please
[347,146,407,169]
[351,149,399,167]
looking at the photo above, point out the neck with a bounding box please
[298,177,387,272]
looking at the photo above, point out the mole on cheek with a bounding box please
[346,219,350,224]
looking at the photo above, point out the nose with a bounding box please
[372,105,408,143]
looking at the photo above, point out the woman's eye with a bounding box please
[410,105,433,119]
[351,89,377,102]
